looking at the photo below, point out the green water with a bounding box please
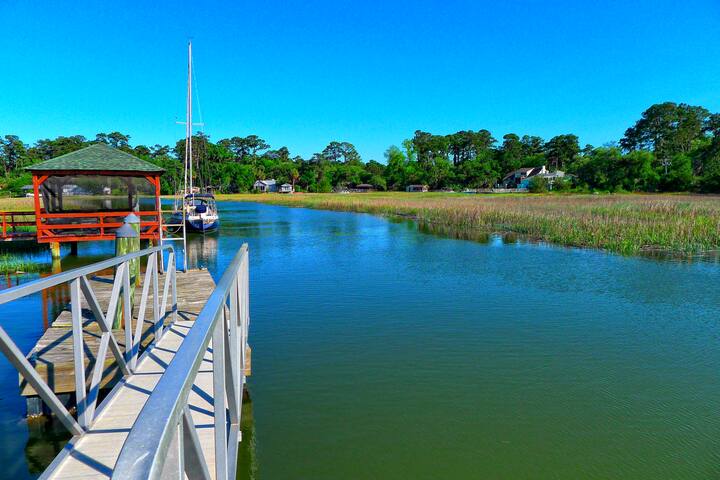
[1,202,720,478]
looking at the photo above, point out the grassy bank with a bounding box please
[3,192,717,255]
[0,197,33,211]
[217,192,720,255]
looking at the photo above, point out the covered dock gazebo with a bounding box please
[27,143,164,245]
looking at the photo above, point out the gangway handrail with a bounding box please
[112,244,249,480]
[0,245,174,304]
[0,244,178,435]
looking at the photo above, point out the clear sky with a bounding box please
[1,0,719,161]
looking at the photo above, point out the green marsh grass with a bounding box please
[218,192,720,255]
[0,254,47,274]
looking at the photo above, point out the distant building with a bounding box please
[535,170,568,190]
[501,166,547,189]
[61,184,89,196]
[253,179,277,193]
[406,184,429,192]
[21,185,33,198]
[278,183,294,194]
[354,184,374,193]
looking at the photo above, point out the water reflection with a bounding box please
[185,232,219,271]
[237,393,257,480]
[24,418,71,475]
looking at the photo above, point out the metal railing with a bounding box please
[0,245,178,435]
[112,244,250,480]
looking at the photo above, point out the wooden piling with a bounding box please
[125,213,141,287]
[114,218,139,329]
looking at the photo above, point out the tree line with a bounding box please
[2,102,720,195]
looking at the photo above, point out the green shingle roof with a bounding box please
[26,143,164,174]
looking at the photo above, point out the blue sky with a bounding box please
[1,0,719,161]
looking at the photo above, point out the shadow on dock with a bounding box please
[22,389,259,476]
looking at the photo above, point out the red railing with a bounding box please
[35,210,161,243]
[1,211,37,240]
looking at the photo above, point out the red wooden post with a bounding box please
[32,175,43,241]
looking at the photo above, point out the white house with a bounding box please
[278,183,293,194]
[501,166,548,189]
[61,184,89,196]
[536,170,570,189]
[253,179,277,193]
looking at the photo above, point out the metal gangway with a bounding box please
[0,244,250,479]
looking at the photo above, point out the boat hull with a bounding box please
[187,218,219,233]
[167,213,219,233]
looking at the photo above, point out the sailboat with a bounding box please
[171,41,220,233]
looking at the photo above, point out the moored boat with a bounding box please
[169,41,221,234]
[170,193,219,233]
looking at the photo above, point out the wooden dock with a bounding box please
[21,267,250,479]
[21,270,249,398]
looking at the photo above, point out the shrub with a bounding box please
[528,176,549,193]
[551,177,571,192]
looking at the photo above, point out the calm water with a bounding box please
[1,202,720,479]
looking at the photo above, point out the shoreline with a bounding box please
[1,192,718,256]
[214,192,720,256]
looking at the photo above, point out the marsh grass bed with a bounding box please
[0,254,47,274]
[216,192,720,255]
[0,197,33,212]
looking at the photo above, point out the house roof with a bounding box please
[26,143,164,174]
[355,184,373,188]
[538,170,565,178]
[255,179,276,186]
[502,166,543,180]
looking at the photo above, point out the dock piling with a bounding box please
[114,217,139,329]
[49,242,61,259]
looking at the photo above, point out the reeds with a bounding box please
[0,254,47,274]
[219,192,720,255]
[0,197,34,211]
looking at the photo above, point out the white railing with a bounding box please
[0,245,178,435]
[112,243,250,480]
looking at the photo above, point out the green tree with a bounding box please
[384,146,409,190]
[545,134,580,171]
[499,133,524,173]
[30,135,86,160]
[0,135,27,175]
[621,102,710,160]
[621,150,659,191]
[660,153,694,191]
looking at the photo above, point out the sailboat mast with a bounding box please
[186,41,193,197]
